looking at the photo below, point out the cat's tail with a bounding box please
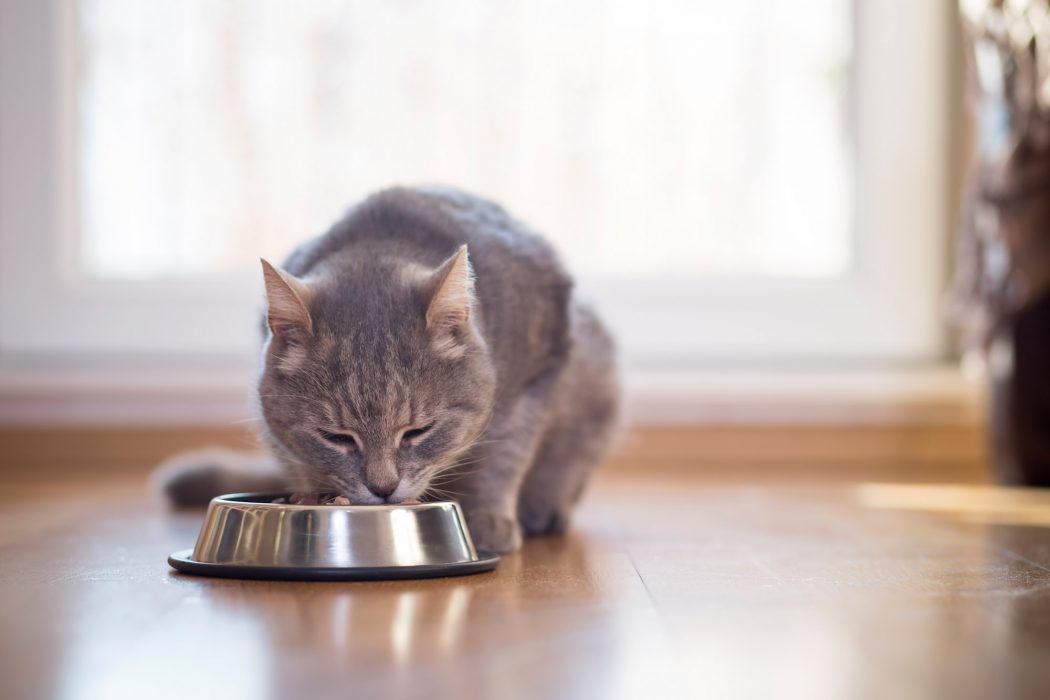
[151,447,291,507]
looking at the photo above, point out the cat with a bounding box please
[156,186,620,552]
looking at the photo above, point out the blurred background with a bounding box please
[10,5,1050,698]
[0,0,1010,483]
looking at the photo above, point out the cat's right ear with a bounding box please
[261,259,313,341]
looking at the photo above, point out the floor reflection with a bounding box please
[982,524,1050,699]
[854,483,1050,526]
[15,474,1050,699]
[180,530,654,699]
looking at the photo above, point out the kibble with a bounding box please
[287,492,323,505]
[274,493,423,506]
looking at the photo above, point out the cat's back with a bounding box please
[284,186,568,287]
[282,187,575,384]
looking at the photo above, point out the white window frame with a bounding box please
[0,0,953,374]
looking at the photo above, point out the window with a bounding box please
[78,0,851,281]
[0,0,952,370]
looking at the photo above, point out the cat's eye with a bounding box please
[400,424,434,445]
[319,430,360,451]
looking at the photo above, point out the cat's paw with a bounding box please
[518,499,571,536]
[465,509,522,553]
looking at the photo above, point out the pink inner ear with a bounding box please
[426,246,475,331]
[261,259,313,337]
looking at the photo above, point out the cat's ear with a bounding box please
[261,259,313,341]
[424,245,476,354]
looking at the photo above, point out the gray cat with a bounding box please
[157,187,620,552]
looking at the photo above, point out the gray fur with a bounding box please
[157,186,620,552]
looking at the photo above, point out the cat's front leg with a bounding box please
[462,509,523,554]
[448,376,558,553]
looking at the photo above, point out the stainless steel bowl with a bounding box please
[168,493,500,581]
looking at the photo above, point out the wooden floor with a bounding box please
[3,464,1050,700]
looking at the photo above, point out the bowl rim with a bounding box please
[169,548,501,580]
[211,492,462,512]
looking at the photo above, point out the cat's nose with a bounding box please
[366,479,398,500]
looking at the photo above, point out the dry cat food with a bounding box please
[272,494,420,505]
[268,493,345,505]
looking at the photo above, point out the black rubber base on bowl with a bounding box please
[168,549,501,581]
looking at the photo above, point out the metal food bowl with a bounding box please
[168,493,500,581]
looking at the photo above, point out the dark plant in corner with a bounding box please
[952,0,1050,484]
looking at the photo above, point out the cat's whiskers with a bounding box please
[424,478,472,496]
[461,439,507,448]
[429,461,484,481]
[421,464,485,497]
[429,462,481,477]
[420,483,463,502]
[428,456,485,480]
[310,471,348,496]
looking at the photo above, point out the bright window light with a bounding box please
[76,0,852,282]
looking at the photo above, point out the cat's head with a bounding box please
[256,246,497,503]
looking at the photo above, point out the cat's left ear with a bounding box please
[424,245,477,355]
[261,259,313,341]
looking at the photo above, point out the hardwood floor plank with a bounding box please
[2,466,1050,699]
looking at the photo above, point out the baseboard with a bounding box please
[0,422,989,483]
